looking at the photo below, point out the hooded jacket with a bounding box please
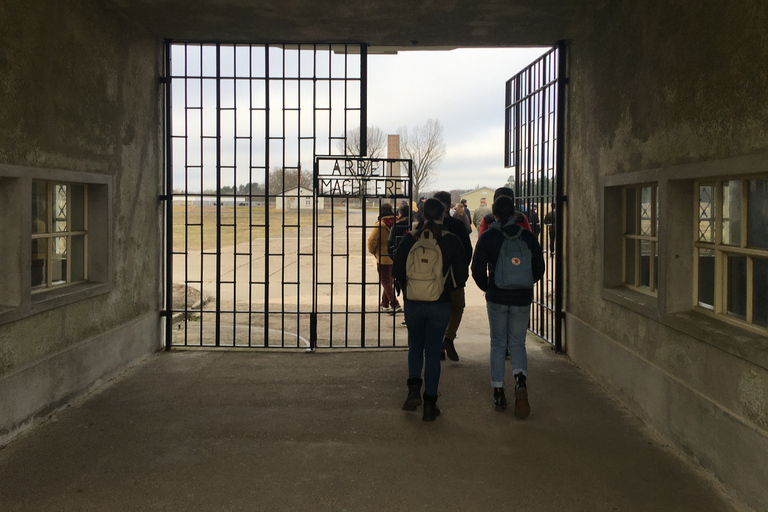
[367,214,396,264]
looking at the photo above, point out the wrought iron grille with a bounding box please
[164,42,410,349]
[504,42,566,351]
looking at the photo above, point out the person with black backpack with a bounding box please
[471,195,545,420]
[392,198,468,421]
[387,204,411,258]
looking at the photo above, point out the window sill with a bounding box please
[601,286,660,321]
[603,285,767,369]
[664,310,768,371]
[0,282,111,326]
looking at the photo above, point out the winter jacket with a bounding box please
[471,219,545,306]
[367,214,395,264]
[414,215,472,273]
[478,211,531,236]
[393,224,469,303]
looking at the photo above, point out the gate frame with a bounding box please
[504,41,567,352]
[162,41,394,350]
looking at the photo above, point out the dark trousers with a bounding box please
[377,263,398,308]
[444,286,465,341]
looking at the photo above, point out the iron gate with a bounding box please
[163,42,410,349]
[504,42,566,351]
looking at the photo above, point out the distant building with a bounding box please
[275,186,323,210]
[460,187,494,210]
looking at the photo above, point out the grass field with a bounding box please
[172,204,345,251]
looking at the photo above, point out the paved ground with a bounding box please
[0,219,750,511]
[0,327,749,511]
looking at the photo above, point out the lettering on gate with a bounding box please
[314,157,412,198]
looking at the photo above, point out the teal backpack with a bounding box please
[492,225,534,289]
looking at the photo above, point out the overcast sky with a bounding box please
[368,47,550,193]
[170,44,550,194]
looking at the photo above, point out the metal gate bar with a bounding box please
[164,42,409,349]
[505,43,566,351]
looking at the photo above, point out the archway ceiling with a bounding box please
[103,0,606,50]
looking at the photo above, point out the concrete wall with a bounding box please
[564,1,768,509]
[0,0,163,444]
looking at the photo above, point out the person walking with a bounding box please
[471,194,545,419]
[527,204,541,239]
[460,198,472,233]
[387,204,411,258]
[472,197,491,230]
[433,191,472,362]
[453,202,472,234]
[543,202,556,256]
[478,187,531,235]
[367,203,399,312]
[393,198,468,421]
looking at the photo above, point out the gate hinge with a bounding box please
[159,194,169,201]
[159,76,170,85]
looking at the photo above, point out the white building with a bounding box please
[274,186,323,210]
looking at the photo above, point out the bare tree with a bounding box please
[398,119,446,201]
[336,126,387,158]
[268,166,313,195]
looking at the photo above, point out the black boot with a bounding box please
[402,378,423,411]
[441,337,459,361]
[422,393,441,421]
[514,373,530,419]
[493,387,507,411]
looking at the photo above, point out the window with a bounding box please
[623,184,658,294]
[32,182,88,291]
[694,177,768,330]
[0,165,111,326]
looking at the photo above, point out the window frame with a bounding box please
[622,184,659,295]
[693,177,768,333]
[31,181,90,292]
[0,164,112,326]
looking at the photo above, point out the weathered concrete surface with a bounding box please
[0,315,749,511]
[0,0,164,441]
[563,3,768,510]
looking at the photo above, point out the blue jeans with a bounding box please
[486,301,530,388]
[404,300,452,395]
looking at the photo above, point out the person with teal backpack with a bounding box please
[471,194,545,419]
[393,198,468,421]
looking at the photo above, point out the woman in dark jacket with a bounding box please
[471,195,545,420]
[392,198,468,421]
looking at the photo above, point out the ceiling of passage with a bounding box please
[103,0,606,50]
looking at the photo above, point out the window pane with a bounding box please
[640,240,651,288]
[698,184,715,243]
[71,184,86,231]
[726,254,747,320]
[754,258,768,328]
[71,235,85,281]
[640,187,652,236]
[748,179,768,250]
[624,238,636,285]
[52,236,67,285]
[625,188,636,235]
[53,184,68,233]
[654,242,659,291]
[722,180,742,246]
[31,238,48,288]
[32,181,47,234]
[697,248,715,308]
